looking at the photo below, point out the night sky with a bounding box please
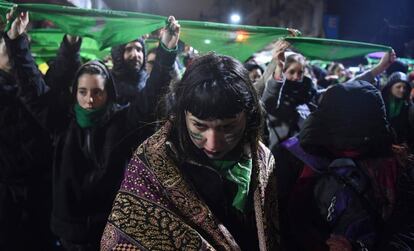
[326,0,414,57]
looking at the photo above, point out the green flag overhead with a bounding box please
[0,1,166,49]
[29,29,110,63]
[179,21,295,62]
[285,37,392,61]
[0,1,295,61]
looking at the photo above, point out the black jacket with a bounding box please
[9,34,177,242]
[1,36,52,184]
[381,72,414,147]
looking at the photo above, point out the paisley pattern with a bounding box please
[101,122,280,251]
[109,192,202,251]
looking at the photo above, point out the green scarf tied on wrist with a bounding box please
[212,156,253,212]
[74,103,107,128]
[388,96,404,119]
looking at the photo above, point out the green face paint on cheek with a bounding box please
[189,130,204,141]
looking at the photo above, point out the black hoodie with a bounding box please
[1,34,53,184]
[110,38,148,105]
[381,72,414,147]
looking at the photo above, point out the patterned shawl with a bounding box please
[101,122,280,251]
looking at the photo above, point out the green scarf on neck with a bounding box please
[388,96,404,119]
[74,103,107,128]
[212,156,253,213]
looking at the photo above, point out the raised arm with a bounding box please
[254,40,290,96]
[128,16,180,123]
[5,10,68,132]
[5,11,49,99]
[44,34,82,92]
[351,50,397,84]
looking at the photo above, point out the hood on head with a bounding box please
[382,71,411,100]
[300,80,393,157]
[110,38,146,76]
[72,60,118,104]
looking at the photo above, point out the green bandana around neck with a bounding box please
[388,96,404,119]
[212,155,253,213]
[74,103,107,128]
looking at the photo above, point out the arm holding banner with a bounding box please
[351,50,396,84]
[44,34,82,92]
[253,40,290,97]
[6,10,49,98]
[4,10,62,132]
[126,16,180,127]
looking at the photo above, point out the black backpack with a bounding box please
[281,137,385,250]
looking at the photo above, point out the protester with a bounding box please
[244,60,264,83]
[6,10,180,250]
[285,80,414,251]
[0,13,54,250]
[317,62,347,88]
[261,40,317,154]
[101,53,280,251]
[110,22,180,105]
[381,71,414,149]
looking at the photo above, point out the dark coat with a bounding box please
[9,34,177,243]
[1,34,54,250]
[1,33,54,183]
[381,72,414,147]
[110,38,149,105]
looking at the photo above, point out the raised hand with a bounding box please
[160,16,181,49]
[378,49,397,71]
[66,34,80,45]
[272,40,291,67]
[6,9,29,40]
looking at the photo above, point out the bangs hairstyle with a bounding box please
[168,53,262,160]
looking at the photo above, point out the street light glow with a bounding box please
[230,14,241,23]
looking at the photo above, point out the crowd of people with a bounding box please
[1,9,414,251]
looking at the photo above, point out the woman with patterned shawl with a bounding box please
[101,53,280,251]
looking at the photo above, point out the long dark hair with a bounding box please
[166,53,262,161]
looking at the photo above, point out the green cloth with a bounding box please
[388,96,404,119]
[0,1,166,50]
[28,29,160,65]
[179,20,293,61]
[29,28,110,64]
[74,103,107,128]
[0,1,293,61]
[285,37,392,60]
[212,157,253,212]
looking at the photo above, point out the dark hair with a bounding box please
[327,62,345,75]
[167,53,262,161]
[243,61,264,74]
[386,60,408,77]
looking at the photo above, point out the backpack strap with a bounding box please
[328,158,384,226]
[280,136,330,173]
